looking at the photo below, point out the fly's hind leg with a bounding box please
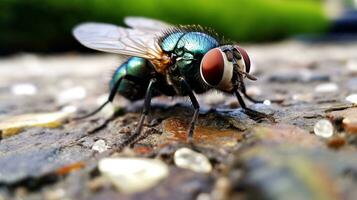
[73,75,144,120]
[72,75,146,134]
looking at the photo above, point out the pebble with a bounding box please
[11,83,37,96]
[314,83,338,93]
[57,86,86,104]
[98,157,169,194]
[92,139,109,153]
[346,59,357,74]
[174,148,212,173]
[43,188,66,200]
[263,100,271,106]
[292,93,313,102]
[60,105,77,114]
[327,107,357,134]
[0,111,70,137]
[314,119,334,138]
[204,92,226,106]
[246,86,262,96]
[327,136,346,149]
[346,94,357,104]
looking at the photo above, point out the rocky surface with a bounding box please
[0,41,356,200]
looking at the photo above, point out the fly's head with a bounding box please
[199,45,253,92]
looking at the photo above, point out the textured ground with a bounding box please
[0,41,357,200]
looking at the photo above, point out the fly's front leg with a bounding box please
[234,89,275,123]
[240,82,264,104]
[122,78,157,147]
[180,78,200,144]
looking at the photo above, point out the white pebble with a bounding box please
[60,105,77,114]
[346,94,357,104]
[314,119,334,138]
[92,139,109,153]
[174,148,212,173]
[263,100,271,106]
[11,83,37,96]
[346,59,357,74]
[314,83,338,93]
[98,158,168,194]
[246,86,262,96]
[57,86,86,104]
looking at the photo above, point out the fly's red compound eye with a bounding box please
[200,48,224,86]
[235,46,251,73]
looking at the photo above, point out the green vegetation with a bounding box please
[0,0,329,54]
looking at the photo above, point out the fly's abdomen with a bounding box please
[110,57,153,101]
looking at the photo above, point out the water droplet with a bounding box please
[314,83,338,93]
[314,119,334,138]
[11,83,37,96]
[98,158,168,194]
[92,140,109,153]
[346,94,357,104]
[174,148,212,173]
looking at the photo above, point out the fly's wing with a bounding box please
[73,23,164,60]
[124,16,173,33]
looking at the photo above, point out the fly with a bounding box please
[72,16,275,145]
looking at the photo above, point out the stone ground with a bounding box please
[0,41,357,200]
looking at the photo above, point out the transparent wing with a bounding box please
[73,23,163,60]
[124,16,173,33]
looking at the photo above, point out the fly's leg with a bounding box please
[234,90,275,123]
[121,78,157,147]
[240,82,264,104]
[73,75,143,120]
[180,78,200,144]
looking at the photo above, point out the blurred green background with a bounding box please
[0,0,329,54]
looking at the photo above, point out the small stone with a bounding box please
[92,139,109,153]
[204,92,226,106]
[98,157,168,194]
[343,117,357,134]
[57,86,86,104]
[346,94,357,104]
[314,83,338,93]
[327,107,357,134]
[246,86,262,96]
[60,105,77,114]
[314,119,334,138]
[43,188,66,200]
[11,83,38,96]
[292,93,313,102]
[263,100,271,106]
[100,103,115,118]
[0,111,69,137]
[346,59,357,75]
[327,136,346,149]
[174,147,212,173]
